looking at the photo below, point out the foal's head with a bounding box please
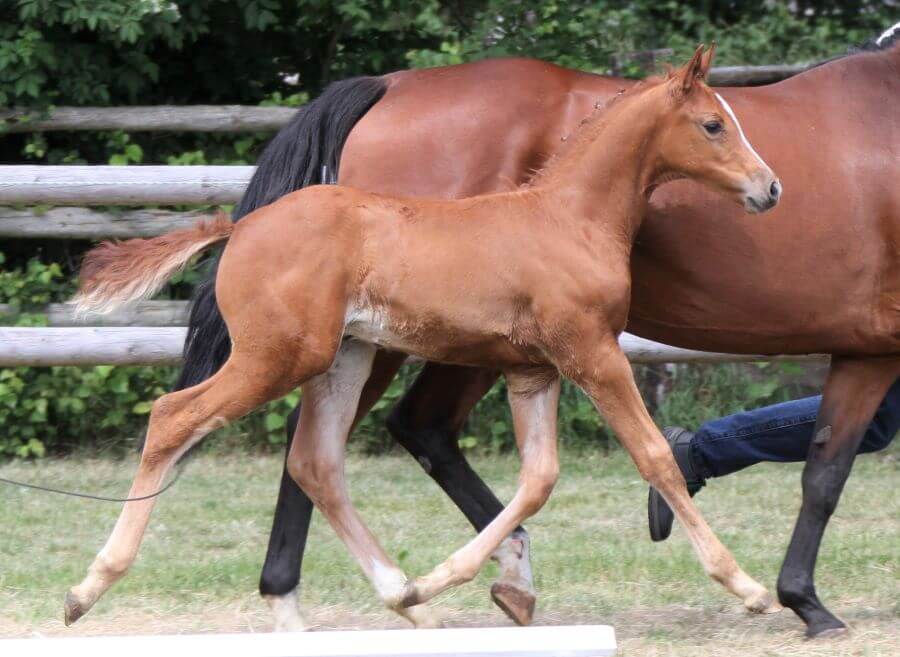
[652,45,781,213]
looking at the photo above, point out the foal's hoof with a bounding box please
[490,582,536,626]
[744,590,782,615]
[407,605,445,629]
[64,591,87,626]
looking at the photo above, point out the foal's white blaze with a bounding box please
[714,93,768,170]
[876,21,900,46]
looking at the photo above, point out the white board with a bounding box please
[1,625,616,657]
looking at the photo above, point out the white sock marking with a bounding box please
[371,559,408,607]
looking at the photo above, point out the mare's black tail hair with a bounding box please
[174,76,388,392]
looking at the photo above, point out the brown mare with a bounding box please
[222,36,896,638]
[68,48,784,628]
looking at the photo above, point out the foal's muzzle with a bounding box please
[744,177,782,214]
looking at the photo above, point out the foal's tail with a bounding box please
[74,214,233,316]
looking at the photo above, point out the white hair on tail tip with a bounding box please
[876,21,900,46]
[71,244,206,318]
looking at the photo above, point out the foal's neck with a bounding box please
[530,85,667,246]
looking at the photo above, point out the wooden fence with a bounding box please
[0,63,823,367]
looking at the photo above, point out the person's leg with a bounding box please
[649,377,900,541]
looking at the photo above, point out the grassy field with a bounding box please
[1,447,897,656]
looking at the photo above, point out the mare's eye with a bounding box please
[703,120,723,135]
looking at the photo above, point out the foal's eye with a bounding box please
[703,120,723,135]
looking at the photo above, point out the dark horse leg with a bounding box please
[259,356,534,628]
[777,356,900,638]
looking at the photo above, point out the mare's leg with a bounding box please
[65,351,315,625]
[776,357,900,638]
[567,340,779,613]
[287,340,441,628]
[387,363,536,624]
[401,369,560,609]
[259,349,406,631]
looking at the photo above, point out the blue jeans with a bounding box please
[690,377,900,479]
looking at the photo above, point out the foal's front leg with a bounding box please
[286,340,441,628]
[401,369,560,610]
[566,339,780,613]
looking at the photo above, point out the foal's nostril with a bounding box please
[769,180,782,200]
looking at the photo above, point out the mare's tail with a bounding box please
[176,76,388,390]
[74,215,233,316]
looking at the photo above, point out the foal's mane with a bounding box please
[526,74,665,188]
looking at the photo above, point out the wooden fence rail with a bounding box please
[0,327,826,367]
[0,165,254,205]
[0,64,808,134]
[0,301,189,326]
[0,207,207,239]
[0,105,297,133]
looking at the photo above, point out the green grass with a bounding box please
[1,447,898,655]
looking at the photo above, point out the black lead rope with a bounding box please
[0,461,185,502]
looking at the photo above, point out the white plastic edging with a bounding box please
[0,624,617,657]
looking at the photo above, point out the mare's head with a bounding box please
[652,45,781,214]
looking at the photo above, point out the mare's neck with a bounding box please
[531,87,666,246]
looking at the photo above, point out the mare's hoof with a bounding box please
[806,622,848,640]
[490,582,536,626]
[64,591,86,626]
[745,590,782,615]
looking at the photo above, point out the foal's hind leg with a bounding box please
[566,340,779,613]
[64,353,308,625]
[387,363,536,624]
[401,369,560,609]
[287,340,441,628]
[259,350,407,631]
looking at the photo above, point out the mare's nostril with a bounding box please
[770,180,781,200]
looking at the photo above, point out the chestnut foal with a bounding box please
[69,47,782,625]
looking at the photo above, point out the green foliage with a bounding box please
[653,362,812,434]
[406,1,895,72]
[0,252,70,324]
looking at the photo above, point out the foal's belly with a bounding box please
[343,303,546,369]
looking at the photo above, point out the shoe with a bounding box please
[648,426,705,542]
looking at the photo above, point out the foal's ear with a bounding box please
[671,44,708,96]
[699,41,716,77]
